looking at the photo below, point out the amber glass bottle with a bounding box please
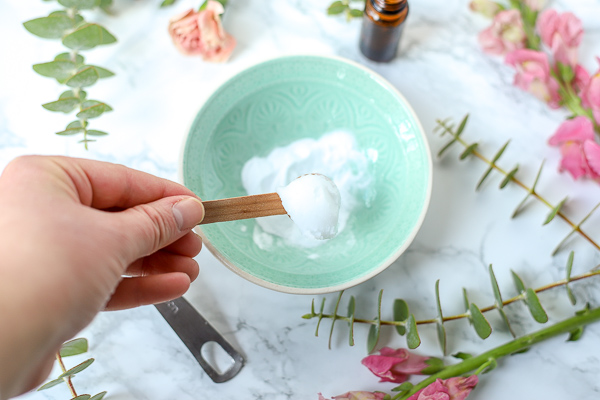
[359,0,409,62]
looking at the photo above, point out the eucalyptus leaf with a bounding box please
[100,0,113,12]
[315,298,326,336]
[434,280,446,355]
[76,100,112,119]
[58,0,100,9]
[23,14,74,39]
[37,377,65,391]
[543,197,567,225]
[59,89,86,101]
[55,52,85,66]
[489,265,503,308]
[57,120,85,135]
[525,288,548,323]
[469,303,492,339]
[347,295,355,346]
[367,320,380,353]
[42,97,79,113]
[511,270,526,294]
[60,337,88,357]
[89,65,114,78]
[393,299,409,335]
[460,143,478,160]
[160,0,177,6]
[500,165,519,189]
[62,23,116,50]
[348,8,363,17]
[71,395,91,400]
[32,60,76,81]
[58,358,94,378]
[437,138,457,157]
[455,114,469,137]
[498,307,516,337]
[90,393,107,400]
[65,66,99,88]
[406,314,420,349]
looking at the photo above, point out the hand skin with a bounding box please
[0,155,205,399]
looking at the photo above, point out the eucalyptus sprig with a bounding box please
[303,252,600,353]
[327,0,364,21]
[435,115,600,255]
[38,338,107,400]
[24,0,117,149]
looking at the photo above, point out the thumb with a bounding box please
[114,196,205,262]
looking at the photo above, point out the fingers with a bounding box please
[125,251,200,282]
[50,156,200,209]
[104,273,192,311]
[113,196,205,262]
[163,231,203,257]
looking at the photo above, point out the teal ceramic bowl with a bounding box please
[180,55,431,294]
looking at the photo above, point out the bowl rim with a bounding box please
[178,53,433,295]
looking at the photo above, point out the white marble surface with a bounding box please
[3,0,600,399]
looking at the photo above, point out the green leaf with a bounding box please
[327,291,344,349]
[568,326,584,342]
[347,296,355,346]
[89,65,115,78]
[58,358,94,378]
[65,67,99,88]
[543,197,567,225]
[60,338,88,357]
[437,138,457,157]
[469,303,492,339]
[391,382,414,394]
[328,1,347,15]
[90,392,107,400]
[452,352,472,360]
[406,314,421,349]
[23,14,74,39]
[42,97,79,113]
[37,377,65,391]
[32,60,77,81]
[489,265,503,307]
[160,0,177,6]
[566,251,576,305]
[511,270,526,293]
[499,165,519,189]
[393,299,409,335]
[58,0,100,9]
[56,120,85,135]
[71,395,91,400]
[455,114,469,137]
[62,23,117,50]
[525,288,548,323]
[315,298,326,336]
[55,52,85,66]
[459,143,478,160]
[348,8,363,17]
[60,89,86,101]
[434,280,446,355]
[198,0,209,11]
[76,100,112,119]
[421,357,444,374]
[367,320,380,353]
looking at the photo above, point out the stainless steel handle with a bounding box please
[155,297,244,383]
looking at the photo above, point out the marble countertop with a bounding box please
[3,0,600,399]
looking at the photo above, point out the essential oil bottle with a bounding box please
[359,0,409,62]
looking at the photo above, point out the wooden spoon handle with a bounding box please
[199,192,287,225]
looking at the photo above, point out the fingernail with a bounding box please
[173,197,205,231]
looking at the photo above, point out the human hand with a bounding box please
[0,155,205,399]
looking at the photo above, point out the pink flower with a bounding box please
[524,0,545,12]
[361,347,442,384]
[478,10,526,56]
[581,59,600,126]
[469,0,501,18]
[548,116,600,180]
[168,2,236,62]
[505,49,562,108]
[407,376,479,400]
[537,9,583,67]
[318,392,387,400]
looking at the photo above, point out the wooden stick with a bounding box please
[199,192,287,225]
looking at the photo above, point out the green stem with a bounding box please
[56,353,78,398]
[393,306,600,400]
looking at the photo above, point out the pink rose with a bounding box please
[581,59,600,126]
[361,347,443,384]
[318,392,386,400]
[478,9,526,56]
[505,49,562,108]
[548,116,600,180]
[407,376,479,400]
[537,9,583,67]
[168,2,236,62]
[469,0,501,18]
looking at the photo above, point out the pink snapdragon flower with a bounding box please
[478,9,526,55]
[505,49,561,108]
[537,9,583,67]
[361,347,442,384]
[168,1,236,62]
[318,392,386,400]
[407,376,479,400]
[469,0,501,18]
[548,116,600,180]
[581,59,600,126]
